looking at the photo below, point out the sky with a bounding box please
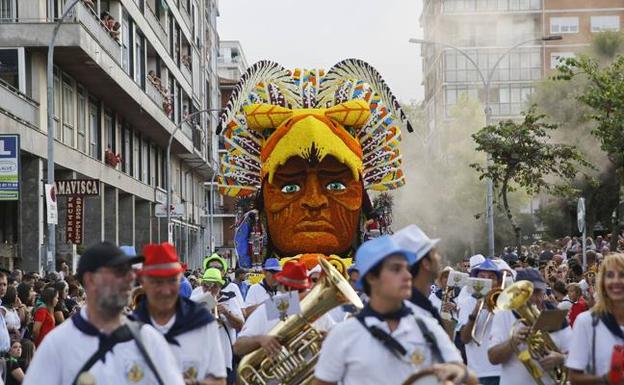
[217,0,425,103]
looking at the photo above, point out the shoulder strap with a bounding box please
[588,312,600,375]
[355,315,407,359]
[414,316,443,363]
[126,320,165,385]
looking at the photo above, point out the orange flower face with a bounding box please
[263,155,363,257]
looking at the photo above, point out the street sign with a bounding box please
[55,179,100,196]
[66,196,84,244]
[45,184,58,225]
[0,134,19,200]
[155,203,185,218]
[577,197,586,233]
[155,188,167,204]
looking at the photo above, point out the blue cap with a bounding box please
[355,235,415,290]
[516,268,547,290]
[120,245,137,257]
[470,258,501,278]
[392,224,440,265]
[263,258,282,272]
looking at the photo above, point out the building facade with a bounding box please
[0,0,221,271]
[421,0,624,133]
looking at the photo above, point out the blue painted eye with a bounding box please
[326,181,346,191]
[281,184,301,193]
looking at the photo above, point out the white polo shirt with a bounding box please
[488,309,572,385]
[151,314,227,380]
[238,302,334,338]
[457,295,501,378]
[566,311,624,376]
[314,302,462,385]
[223,281,245,310]
[23,308,184,385]
[244,282,273,309]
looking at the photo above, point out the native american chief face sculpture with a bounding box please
[218,60,411,263]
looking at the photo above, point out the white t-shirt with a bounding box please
[222,281,245,310]
[566,311,624,376]
[244,282,273,309]
[150,313,227,380]
[457,295,501,377]
[216,293,243,370]
[314,302,462,385]
[238,302,334,338]
[488,309,572,385]
[23,308,185,385]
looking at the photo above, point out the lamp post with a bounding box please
[46,0,81,273]
[166,108,222,246]
[409,35,562,258]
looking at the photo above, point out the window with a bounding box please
[104,111,115,151]
[122,126,131,174]
[88,98,100,159]
[0,0,16,22]
[133,132,140,178]
[591,16,620,33]
[550,52,575,69]
[142,140,149,183]
[551,17,579,34]
[0,49,18,88]
[122,12,130,74]
[62,76,75,147]
[77,87,87,153]
[134,31,145,88]
[53,70,61,139]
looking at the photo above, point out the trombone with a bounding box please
[470,271,507,346]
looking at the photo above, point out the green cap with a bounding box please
[202,268,225,286]
[203,253,228,272]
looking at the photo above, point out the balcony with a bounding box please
[181,120,193,140]
[146,80,166,112]
[73,2,122,65]
[144,4,168,49]
[181,61,192,84]
[0,80,39,128]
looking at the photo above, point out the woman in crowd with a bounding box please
[5,340,26,385]
[20,339,35,371]
[567,253,624,384]
[52,280,71,324]
[32,287,58,347]
[2,286,25,341]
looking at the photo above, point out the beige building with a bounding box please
[421,0,624,132]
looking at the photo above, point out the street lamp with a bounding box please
[166,108,222,245]
[409,35,562,258]
[46,0,81,273]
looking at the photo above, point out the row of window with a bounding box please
[443,0,542,12]
[444,85,534,117]
[551,15,621,34]
[444,48,542,83]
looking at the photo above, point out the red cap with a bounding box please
[274,261,311,290]
[139,242,184,277]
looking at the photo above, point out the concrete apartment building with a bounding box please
[0,0,221,272]
[421,0,624,133]
[215,40,248,267]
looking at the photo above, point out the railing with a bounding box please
[0,79,39,128]
[144,4,168,49]
[73,1,122,65]
[192,127,203,153]
[146,80,165,111]
[181,120,193,139]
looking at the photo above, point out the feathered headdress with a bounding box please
[217,59,412,197]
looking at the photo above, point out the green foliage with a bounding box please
[470,106,590,249]
[591,31,624,60]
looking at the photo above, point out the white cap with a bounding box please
[469,254,486,271]
[392,224,440,265]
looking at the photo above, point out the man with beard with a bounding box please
[24,242,184,385]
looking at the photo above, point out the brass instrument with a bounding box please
[470,271,506,346]
[439,286,457,339]
[237,258,364,385]
[496,281,567,385]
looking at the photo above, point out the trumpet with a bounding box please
[470,271,506,346]
[496,281,567,385]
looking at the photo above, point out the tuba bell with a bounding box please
[496,280,567,385]
[470,271,506,346]
[237,258,364,385]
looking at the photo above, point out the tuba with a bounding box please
[237,258,364,385]
[470,271,506,346]
[496,281,567,385]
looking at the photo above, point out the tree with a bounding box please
[470,106,590,251]
[556,53,624,250]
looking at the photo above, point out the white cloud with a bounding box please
[217,0,424,102]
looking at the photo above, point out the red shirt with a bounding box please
[33,307,55,347]
[568,296,588,327]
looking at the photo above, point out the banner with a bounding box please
[0,135,19,200]
[45,184,57,225]
[66,196,84,244]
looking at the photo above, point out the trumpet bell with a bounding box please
[496,280,534,312]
